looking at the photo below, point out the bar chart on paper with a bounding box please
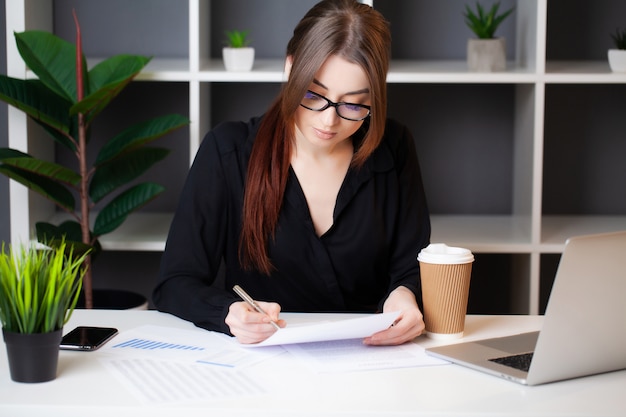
[100,326,215,359]
[96,325,279,404]
[111,338,206,351]
[98,325,284,367]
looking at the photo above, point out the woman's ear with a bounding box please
[284,56,293,79]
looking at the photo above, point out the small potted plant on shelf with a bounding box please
[0,12,189,308]
[0,240,87,382]
[608,27,626,72]
[222,29,255,72]
[464,1,514,72]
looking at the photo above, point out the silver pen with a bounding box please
[233,285,281,330]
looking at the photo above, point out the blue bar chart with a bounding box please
[112,338,205,351]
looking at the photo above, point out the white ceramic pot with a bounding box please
[467,38,506,72]
[222,47,255,72]
[608,49,626,73]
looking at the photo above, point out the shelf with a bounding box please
[430,215,532,253]
[387,60,536,84]
[545,61,626,83]
[197,59,285,82]
[136,58,192,81]
[541,215,626,251]
[97,212,172,252]
[46,213,626,254]
[197,59,539,84]
[99,58,626,85]
[47,212,172,252]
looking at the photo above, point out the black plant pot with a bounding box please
[2,328,63,383]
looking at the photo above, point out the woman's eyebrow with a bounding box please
[312,78,370,96]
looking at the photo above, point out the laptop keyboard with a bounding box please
[489,352,534,372]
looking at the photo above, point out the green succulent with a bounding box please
[610,27,626,50]
[225,30,251,48]
[464,2,515,39]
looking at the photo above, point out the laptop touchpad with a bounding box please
[477,332,540,354]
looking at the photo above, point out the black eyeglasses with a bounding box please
[300,90,371,121]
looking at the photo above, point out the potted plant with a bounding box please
[608,27,626,72]
[222,29,255,72]
[0,240,87,382]
[0,12,189,308]
[464,2,514,72]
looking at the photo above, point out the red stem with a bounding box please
[73,9,93,309]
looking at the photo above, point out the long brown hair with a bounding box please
[240,0,391,274]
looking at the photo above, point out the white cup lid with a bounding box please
[417,243,474,264]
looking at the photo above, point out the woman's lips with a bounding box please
[313,127,336,140]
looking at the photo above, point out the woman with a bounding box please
[153,0,430,345]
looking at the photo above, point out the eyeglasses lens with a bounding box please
[301,91,370,121]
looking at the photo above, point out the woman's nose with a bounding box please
[320,105,340,125]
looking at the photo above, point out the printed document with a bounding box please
[246,311,401,347]
[282,338,448,372]
[98,325,281,404]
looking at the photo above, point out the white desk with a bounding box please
[1,310,624,417]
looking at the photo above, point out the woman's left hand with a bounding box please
[363,286,425,346]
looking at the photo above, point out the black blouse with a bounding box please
[153,116,430,335]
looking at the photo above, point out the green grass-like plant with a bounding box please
[0,241,87,334]
[224,30,251,48]
[464,2,514,39]
[610,28,626,50]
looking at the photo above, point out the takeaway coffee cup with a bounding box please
[418,243,474,340]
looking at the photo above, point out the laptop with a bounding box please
[426,230,626,385]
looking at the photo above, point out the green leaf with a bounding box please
[71,54,151,122]
[95,114,188,165]
[0,148,29,159]
[88,54,151,93]
[1,155,80,186]
[39,120,79,152]
[0,165,75,211]
[15,31,87,103]
[93,183,164,236]
[0,77,73,134]
[89,147,169,203]
[36,221,101,261]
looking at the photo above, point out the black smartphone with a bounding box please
[60,326,119,351]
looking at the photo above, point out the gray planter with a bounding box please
[222,47,255,72]
[608,49,626,72]
[467,38,506,72]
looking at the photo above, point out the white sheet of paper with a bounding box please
[246,311,401,347]
[101,358,267,404]
[282,338,449,372]
[98,325,277,404]
[99,325,284,367]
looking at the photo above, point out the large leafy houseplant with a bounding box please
[0,13,189,308]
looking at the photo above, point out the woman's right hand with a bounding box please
[225,301,285,344]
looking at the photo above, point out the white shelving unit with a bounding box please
[5,0,626,314]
